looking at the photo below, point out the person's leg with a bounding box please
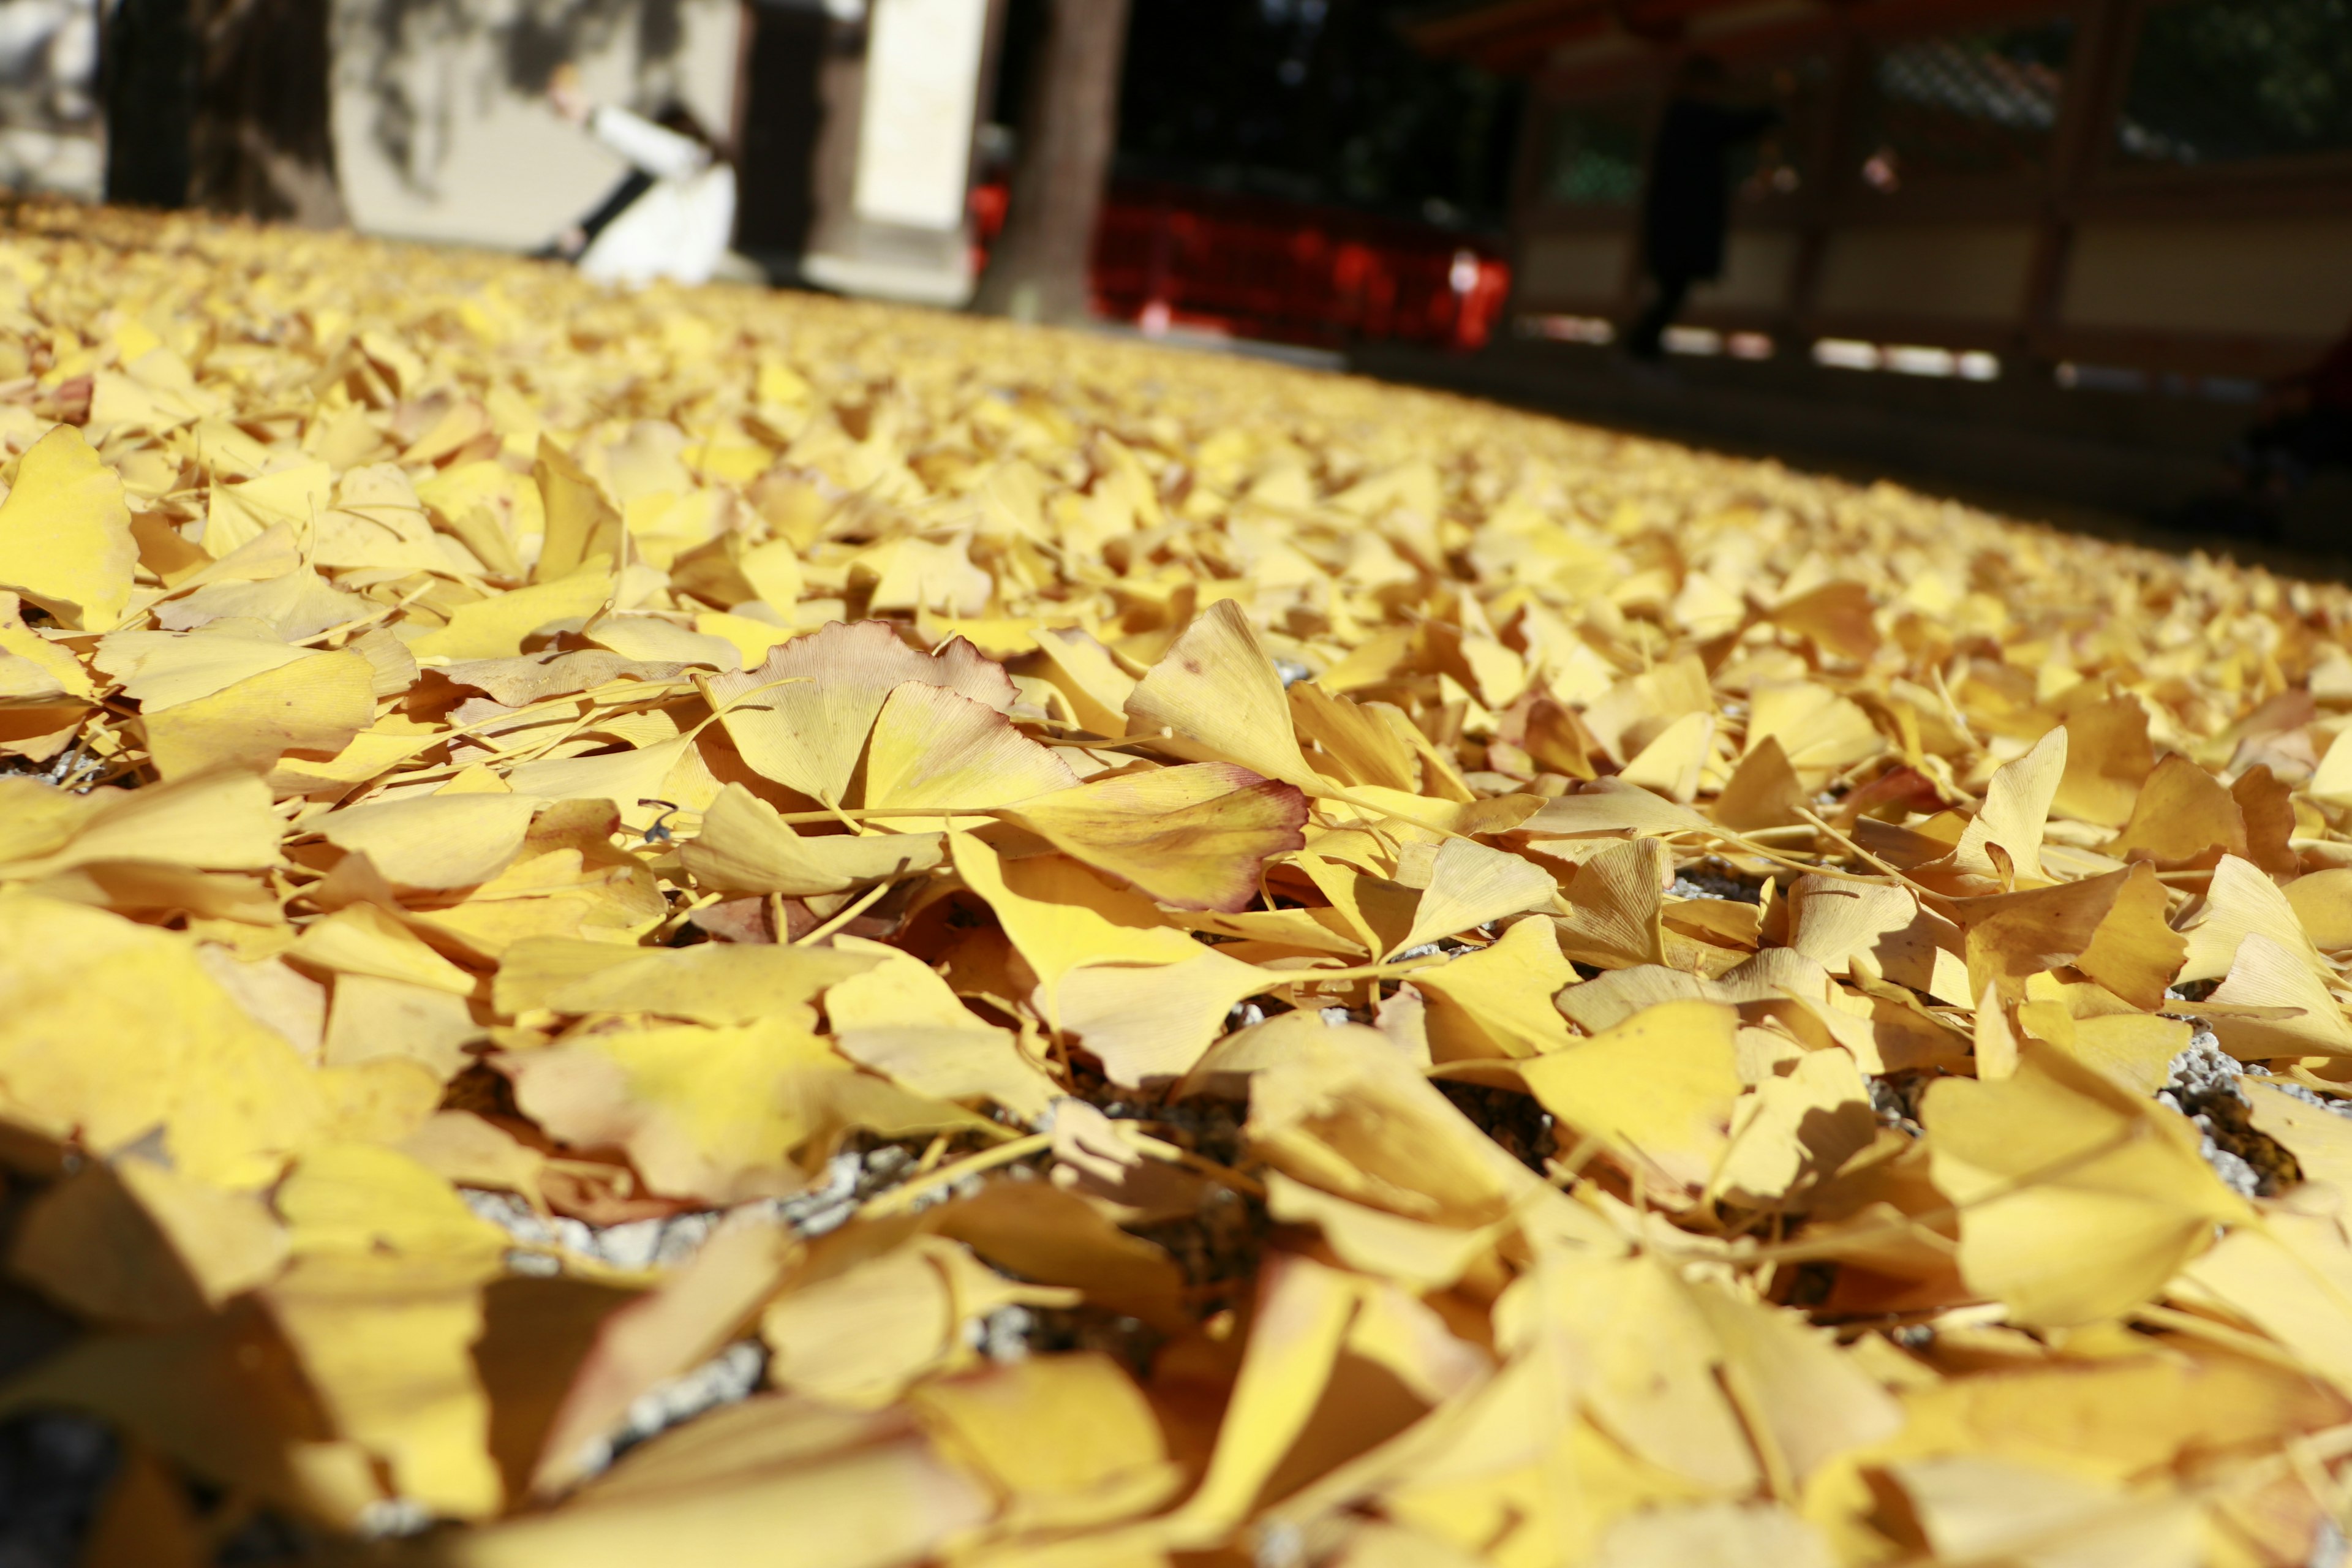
[1627,272,1692,361]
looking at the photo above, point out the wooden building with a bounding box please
[1396,0,2352,526]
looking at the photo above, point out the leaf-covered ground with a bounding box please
[6,198,2352,1566]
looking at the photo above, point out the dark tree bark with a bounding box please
[973,0,1131,324]
[105,0,347,226]
[190,0,348,225]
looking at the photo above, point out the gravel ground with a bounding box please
[2158,1029,2309,1198]
[0,1415,114,1568]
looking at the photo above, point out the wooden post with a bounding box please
[1789,20,1868,347]
[2021,0,2134,364]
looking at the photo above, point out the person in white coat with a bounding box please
[545,75,739,288]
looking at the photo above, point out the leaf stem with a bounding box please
[858,1131,1052,1219]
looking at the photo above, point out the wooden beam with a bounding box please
[2020,0,2133,363]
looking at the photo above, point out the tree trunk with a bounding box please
[973,0,1130,324]
[190,0,348,226]
[105,0,347,226]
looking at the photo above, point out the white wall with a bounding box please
[330,0,741,251]
[0,0,99,198]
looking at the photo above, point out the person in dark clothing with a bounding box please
[1627,55,1778,362]
[2163,321,2352,538]
[2231,322,2352,497]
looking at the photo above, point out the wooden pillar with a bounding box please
[2021,0,2134,364]
[1498,80,1553,334]
[1788,19,1868,345]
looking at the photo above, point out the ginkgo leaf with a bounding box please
[764,1234,1073,1410]
[529,1219,797,1493]
[1948,727,2067,886]
[0,895,328,1186]
[997,761,1308,913]
[581,614,742,671]
[861,679,1078,815]
[532,434,624,584]
[1714,733,1807,831]
[407,568,615,662]
[154,566,369,641]
[1031,625,1136,737]
[1956,862,2184,1008]
[709,619,1014,806]
[2178,851,2329,985]
[1409,914,1579,1058]
[908,1352,1181,1534]
[1553,837,1669,969]
[2052,693,2156,827]
[95,628,318,709]
[948,832,1204,1001]
[1390,836,1558,958]
[507,1017,981,1203]
[1122,599,1320,790]
[140,649,377,782]
[680,783,946,895]
[493,936,881,1025]
[0,769,281,878]
[824,939,1058,1120]
[2106,751,2245,865]
[1518,1000,1743,1204]
[2207,933,2352,1058]
[292,903,480,995]
[1050,947,1274,1085]
[1923,1041,2250,1327]
[9,1155,288,1325]
[0,424,135,631]
[318,794,540,890]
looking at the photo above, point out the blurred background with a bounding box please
[0,0,2348,542]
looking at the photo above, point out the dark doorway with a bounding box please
[102,0,196,208]
[733,4,832,268]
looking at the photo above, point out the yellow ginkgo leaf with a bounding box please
[318,793,540,890]
[1948,726,2067,886]
[140,649,378,782]
[1409,914,1579,1059]
[1518,1000,1743,1204]
[1122,598,1320,790]
[997,761,1308,913]
[407,568,614,662]
[1390,835,1558,959]
[493,935,879,1025]
[509,1017,979,1203]
[0,424,135,631]
[824,939,1058,1120]
[710,619,1014,806]
[2178,851,2330,986]
[680,782,946,895]
[861,679,1078,815]
[0,768,281,879]
[949,832,1204,999]
[1923,1041,2249,1327]
[292,903,480,996]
